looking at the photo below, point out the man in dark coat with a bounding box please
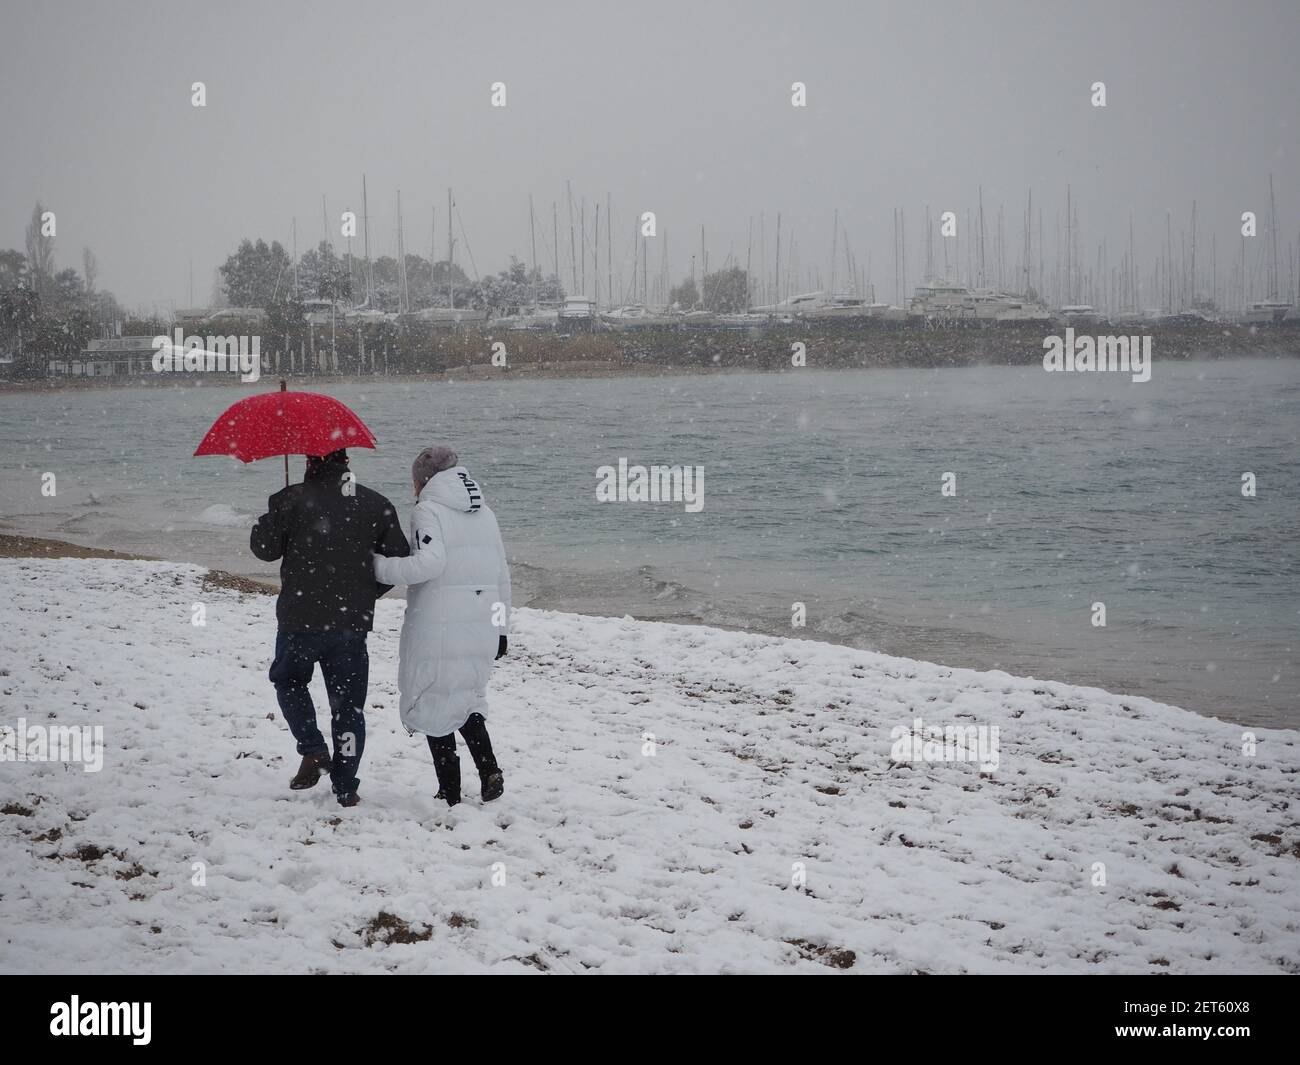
[250,448,409,807]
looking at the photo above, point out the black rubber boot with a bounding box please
[460,714,502,802]
[428,739,461,807]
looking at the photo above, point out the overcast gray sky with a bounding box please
[2,0,1297,309]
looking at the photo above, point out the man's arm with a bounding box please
[250,496,286,562]
[373,501,410,597]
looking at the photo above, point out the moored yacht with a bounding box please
[1239,299,1294,324]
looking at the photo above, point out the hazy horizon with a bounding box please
[2,0,1298,310]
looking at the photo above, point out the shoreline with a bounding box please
[1,532,1283,731]
[0,534,274,596]
[0,361,767,396]
[0,532,1215,728]
[2,330,1297,396]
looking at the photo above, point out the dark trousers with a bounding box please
[426,713,499,799]
[270,630,368,794]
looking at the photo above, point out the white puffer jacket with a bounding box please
[373,466,511,737]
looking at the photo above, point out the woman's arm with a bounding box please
[494,518,512,633]
[373,505,446,586]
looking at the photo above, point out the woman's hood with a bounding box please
[418,466,484,513]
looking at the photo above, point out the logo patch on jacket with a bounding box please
[458,472,482,512]
[422,533,432,545]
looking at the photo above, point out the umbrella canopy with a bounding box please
[193,390,377,464]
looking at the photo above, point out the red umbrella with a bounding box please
[194,382,377,484]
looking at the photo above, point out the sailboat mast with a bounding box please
[1022,206,1030,295]
[997,204,1005,289]
[1128,214,1135,310]
[900,208,906,302]
[362,174,372,304]
[775,213,782,306]
[745,217,753,310]
[699,225,706,309]
[1269,173,1280,300]
[566,181,577,291]
[1166,212,1173,311]
[1065,186,1072,302]
[926,203,934,282]
[529,195,537,300]
[395,190,406,314]
[830,208,838,294]
[892,208,898,305]
[661,229,668,309]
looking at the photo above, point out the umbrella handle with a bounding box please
[280,378,289,487]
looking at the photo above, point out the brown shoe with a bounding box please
[289,751,332,790]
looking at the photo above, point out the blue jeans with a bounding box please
[269,630,368,795]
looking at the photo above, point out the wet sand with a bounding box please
[0,534,274,596]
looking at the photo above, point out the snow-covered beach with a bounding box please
[1,555,1298,974]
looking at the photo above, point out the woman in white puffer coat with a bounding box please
[373,445,510,807]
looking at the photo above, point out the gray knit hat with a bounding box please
[412,445,459,491]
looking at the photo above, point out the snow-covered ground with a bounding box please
[1,557,1297,974]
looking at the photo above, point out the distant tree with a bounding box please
[0,284,40,372]
[530,268,564,302]
[0,249,27,292]
[24,202,55,298]
[670,276,699,310]
[402,254,432,300]
[82,247,98,296]
[121,315,170,337]
[341,252,359,300]
[267,296,307,363]
[51,267,84,310]
[209,266,228,309]
[701,266,748,312]
[367,256,401,312]
[218,238,292,308]
[372,255,399,286]
[267,296,306,335]
[89,289,124,329]
[64,306,95,351]
[297,241,347,301]
[473,257,538,314]
[31,310,91,372]
[428,260,470,306]
[316,255,353,304]
[316,252,352,353]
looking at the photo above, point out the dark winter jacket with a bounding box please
[250,457,410,633]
